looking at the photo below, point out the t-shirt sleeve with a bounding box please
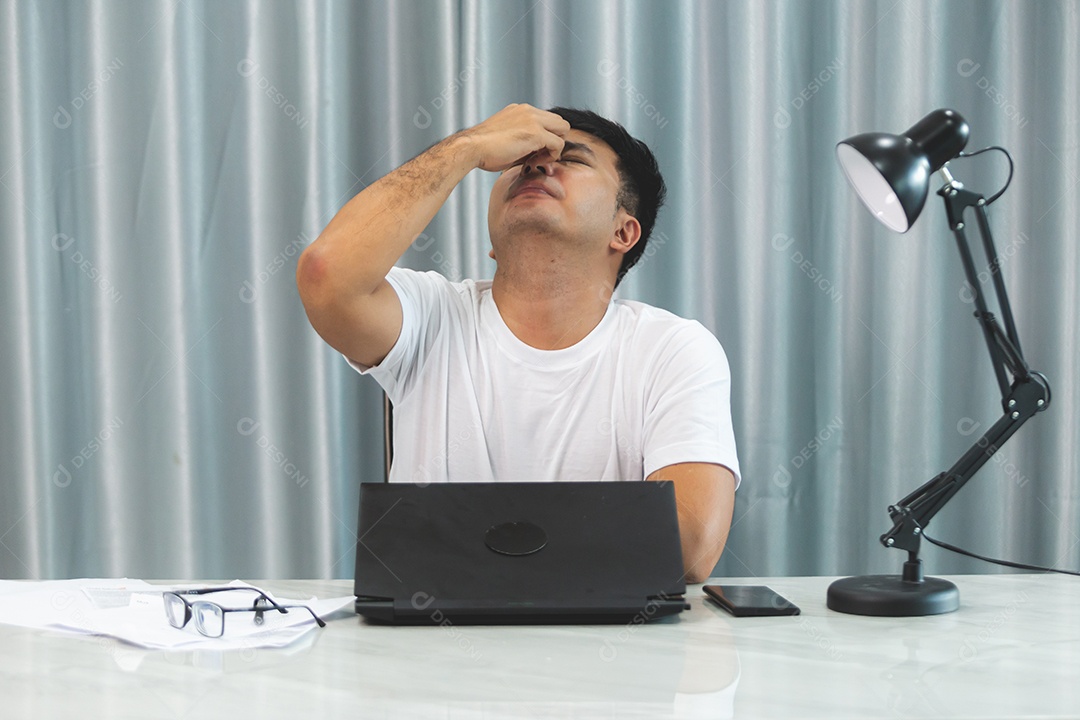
[343,266,451,405]
[642,322,742,488]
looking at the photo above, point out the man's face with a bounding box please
[487,129,630,258]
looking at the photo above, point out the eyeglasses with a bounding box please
[163,586,326,638]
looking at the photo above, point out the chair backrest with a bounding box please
[382,393,393,482]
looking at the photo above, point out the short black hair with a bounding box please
[548,107,666,288]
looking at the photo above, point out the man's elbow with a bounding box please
[296,244,332,309]
[683,535,727,584]
[651,463,736,585]
[680,512,731,584]
[685,567,712,585]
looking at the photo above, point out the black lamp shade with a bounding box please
[837,109,970,233]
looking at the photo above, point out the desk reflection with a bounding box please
[14,594,739,719]
[347,597,740,718]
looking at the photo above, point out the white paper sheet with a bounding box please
[0,578,353,650]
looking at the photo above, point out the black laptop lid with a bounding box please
[353,481,686,621]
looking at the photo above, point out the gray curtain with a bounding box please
[1,0,1077,580]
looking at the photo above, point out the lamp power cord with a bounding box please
[956,146,1014,205]
[921,529,1080,578]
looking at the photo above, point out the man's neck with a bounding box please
[491,260,614,351]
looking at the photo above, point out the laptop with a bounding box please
[353,481,690,624]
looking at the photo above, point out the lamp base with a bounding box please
[827,573,959,616]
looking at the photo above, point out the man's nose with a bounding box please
[522,153,554,176]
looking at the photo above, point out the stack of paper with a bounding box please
[0,578,353,650]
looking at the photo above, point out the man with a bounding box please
[297,104,740,582]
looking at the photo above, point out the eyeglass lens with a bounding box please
[193,602,225,638]
[163,593,188,628]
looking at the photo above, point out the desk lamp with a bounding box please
[828,109,1051,616]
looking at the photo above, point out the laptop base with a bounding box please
[354,597,689,625]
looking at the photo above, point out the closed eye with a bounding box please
[559,156,587,164]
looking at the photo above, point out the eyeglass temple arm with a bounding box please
[278,604,327,627]
[175,587,290,616]
[248,601,327,627]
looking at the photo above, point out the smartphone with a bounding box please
[703,584,801,617]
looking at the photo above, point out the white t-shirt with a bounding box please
[351,267,741,487]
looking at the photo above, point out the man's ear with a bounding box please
[610,210,642,257]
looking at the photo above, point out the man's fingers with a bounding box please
[540,112,572,138]
[508,129,565,167]
[469,105,571,172]
[543,133,566,160]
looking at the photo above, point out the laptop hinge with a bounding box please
[646,593,690,610]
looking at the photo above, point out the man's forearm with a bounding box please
[648,463,736,584]
[297,133,478,305]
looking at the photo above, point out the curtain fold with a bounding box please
[1,0,1076,580]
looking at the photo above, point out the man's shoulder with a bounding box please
[608,299,727,376]
[388,266,488,303]
[610,298,717,343]
[608,300,730,386]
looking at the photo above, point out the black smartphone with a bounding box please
[703,584,801,617]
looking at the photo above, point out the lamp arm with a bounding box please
[877,181,1051,556]
[881,372,1048,554]
[973,202,1023,355]
[943,184,1028,396]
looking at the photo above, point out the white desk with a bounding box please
[2,574,1079,718]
